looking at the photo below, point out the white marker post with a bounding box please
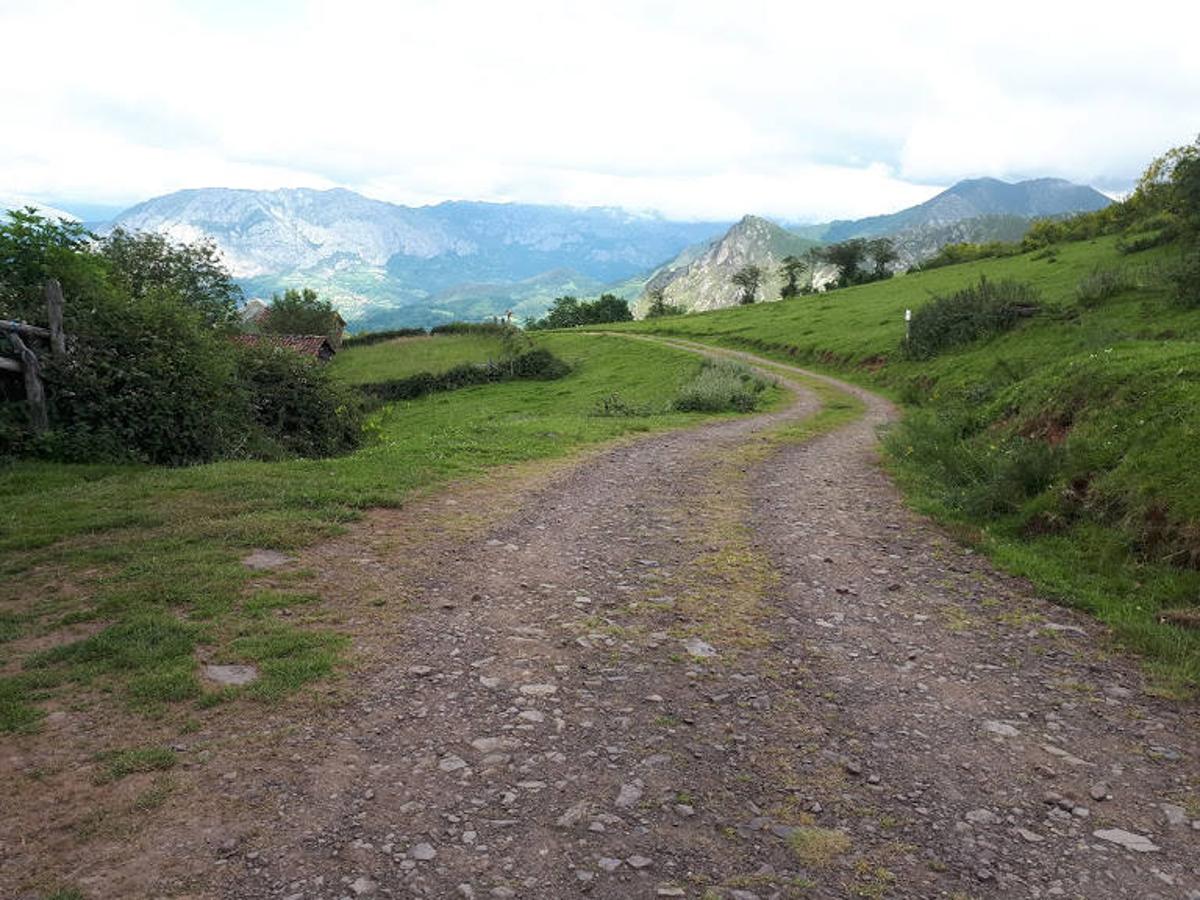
[905,308,912,344]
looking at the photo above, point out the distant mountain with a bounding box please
[810,177,1112,244]
[1,195,79,222]
[788,177,1112,268]
[107,188,729,329]
[632,216,823,316]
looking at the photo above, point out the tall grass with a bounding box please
[673,359,769,413]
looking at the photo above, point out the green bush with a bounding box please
[236,343,365,458]
[904,277,1040,360]
[40,289,244,465]
[1,209,367,465]
[1075,267,1130,308]
[342,327,427,347]
[429,321,516,336]
[1169,248,1200,308]
[358,348,570,404]
[673,359,768,413]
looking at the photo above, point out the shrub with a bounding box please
[1075,267,1130,308]
[235,342,364,458]
[904,277,1040,360]
[40,289,244,465]
[358,348,570,405]
[429,321,516,336]
[673,359,768,413]
[342,327,427,347]
[1169,248,1200,309]
[911,240,1021,272]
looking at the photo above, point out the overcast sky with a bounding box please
[2,0,1197,222]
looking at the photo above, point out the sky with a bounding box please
[1,0,1198,222]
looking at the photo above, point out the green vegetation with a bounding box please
[613,139,1200,692]
[911,239,1023,271]
[645,287,686,319]
[0,333,776,730]
[816,237,898,288]
[94,746,176,783]
[779,255,809,299]
[0,210,360,464]
[357,348,570,405]
[674,359,769,412]
[331,332,515,385]
[903,276,1040,360]
[341,327,427,347]
[260,287,342,336]
[732,264,763,304]
[526,293,632,330]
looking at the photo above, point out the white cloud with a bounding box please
[0,0,1197,219]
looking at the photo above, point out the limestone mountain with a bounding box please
[633,216,822,316]
[107,188,728,329]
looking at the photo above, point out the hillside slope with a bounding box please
[633,215,822,315]
[616,235,1200,690]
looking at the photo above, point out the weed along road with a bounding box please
[143,335,1190,900]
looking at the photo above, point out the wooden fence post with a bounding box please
[7,332,48,433]
[45,279,66,358]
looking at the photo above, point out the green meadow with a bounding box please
[0,332,781,731]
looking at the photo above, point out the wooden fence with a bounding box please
[0,280,67,433]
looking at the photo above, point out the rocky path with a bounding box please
[176,340,1197,898]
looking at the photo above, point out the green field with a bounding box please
[330,332,517,384]
[0,333,781,732]
[613,235,1200,692]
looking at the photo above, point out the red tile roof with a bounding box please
[230,333,335,359]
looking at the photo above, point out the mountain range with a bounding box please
[107,189,728,328]
[4,176,1112,328]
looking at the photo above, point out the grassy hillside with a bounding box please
[613,235,1200,692]
[0,333,781,732]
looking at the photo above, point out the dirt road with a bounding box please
[45,339,1200,898]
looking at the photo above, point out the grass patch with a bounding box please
[0,333,767,726]
[788,826,852,866]
[94,746,176,783]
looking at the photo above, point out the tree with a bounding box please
[646,286,684,318]
[866,238,899,280]
[778,255,807,299]
[584,293,633,324]
[817,239,869,287]
[732,264,762,304]
[527,293,633,330]
[99,228,242,327]
[263,287,340,335]
[0,207,106,323]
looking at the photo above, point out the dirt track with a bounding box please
[15,338,1200,899]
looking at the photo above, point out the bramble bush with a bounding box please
[903,276,1040,360]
